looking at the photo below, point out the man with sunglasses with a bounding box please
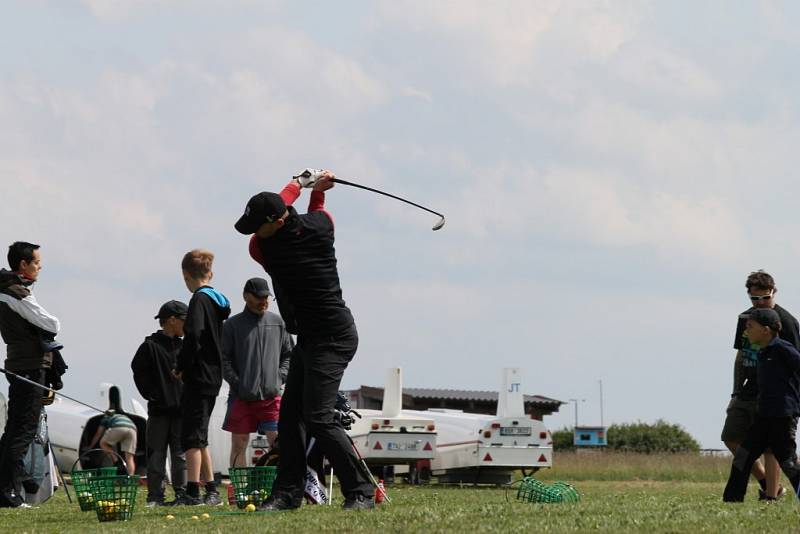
[722,270,800,500]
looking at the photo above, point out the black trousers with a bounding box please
[0,370,45,507]
[146,414,186,500]
[723,416,800,502]
[272,324,372,503]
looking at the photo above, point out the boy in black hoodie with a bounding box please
[131,300,189,506]
[723,307,800,501]
[171,250,231,506]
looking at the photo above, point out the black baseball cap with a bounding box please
[234,192,287,235]
[243,277,271,298]
[155,300,188,320]
[746,308,782,331]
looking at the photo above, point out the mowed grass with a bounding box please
[3,453,799,533]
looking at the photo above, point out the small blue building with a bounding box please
[574,426,607,447]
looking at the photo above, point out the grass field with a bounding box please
[3,453,799,533]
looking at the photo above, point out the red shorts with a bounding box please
[223,397,281,434]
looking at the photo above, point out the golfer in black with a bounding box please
[235,170,374,510]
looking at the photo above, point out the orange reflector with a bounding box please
[423,442,432,451]
[371,423,379,430]
[253,449,264,456]
[491,423,501,429]
[374,442,382,450]
[539,432,547,439]
[483,431,491,438]
[538,454,547,462]
[483,453,493,461]
[427,424,435,431]
[383,420,390,425]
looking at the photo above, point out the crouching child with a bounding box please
[88,410,138,475]
[723,308,800,501]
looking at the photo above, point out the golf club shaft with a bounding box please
[0,367,105,414]
[345,433,391,503]
[331,178,444,219]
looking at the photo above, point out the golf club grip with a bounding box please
[330,178,444,219]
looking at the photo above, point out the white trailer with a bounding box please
[348,368,437,464]
[405,368,553,484]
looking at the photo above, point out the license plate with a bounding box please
[387,442,419,451]
[500,427,531,436]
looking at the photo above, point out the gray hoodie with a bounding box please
[221,308,293,401]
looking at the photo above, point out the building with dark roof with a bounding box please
[344,386,564,420]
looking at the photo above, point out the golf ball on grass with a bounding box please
[165,515,175,520]
[201,513,211,520]
[245,503,256,512]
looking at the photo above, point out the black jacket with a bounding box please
[757,336,800,417]
[253,207,354,337]
[0,269,59,372]
[733,304,800,400]
[175,287,231,396]
[131,331,184,416]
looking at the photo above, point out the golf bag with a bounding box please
[20,407,57,504]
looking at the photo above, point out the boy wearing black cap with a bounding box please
[131,300,189,506]
[723,307,800,501]
[235,171,375,510]
[171,249,231,506]
[723,270,800,499]
[221,278,293,466]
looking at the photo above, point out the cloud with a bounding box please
[376,1,646,87]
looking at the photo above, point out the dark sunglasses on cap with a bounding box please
[750,293,773,302]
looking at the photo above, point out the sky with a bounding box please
[3,0,800,448]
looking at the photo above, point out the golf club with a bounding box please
[293,169,445,230]
[331,178,445,231]
[0,367,106,414]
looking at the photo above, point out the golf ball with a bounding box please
[245,503,256,512]
[191,515,199,520]
[165,514,175,520]
[201,513,211,519]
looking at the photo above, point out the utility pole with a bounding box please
[568,398,585,428]
[599,379,604,428]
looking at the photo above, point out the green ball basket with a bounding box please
[516,477,580,504]
[87,475,140,522]
[71,467,118,511]
[229,466,277,509]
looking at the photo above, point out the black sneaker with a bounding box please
[758,485,788,501]
[257,493,300,511]
[164,493,203,506]
[342,494,375,511]
[204,491,223,506]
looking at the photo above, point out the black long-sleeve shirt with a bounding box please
[175,287,231,396]
[131,331,183,416]
[248,182,354,337]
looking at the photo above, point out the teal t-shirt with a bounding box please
[100,413,136,430]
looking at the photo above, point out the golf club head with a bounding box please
[432,216,446,231]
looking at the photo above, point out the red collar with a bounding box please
[14,271,35,282]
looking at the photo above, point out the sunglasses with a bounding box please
[750,294,773,302]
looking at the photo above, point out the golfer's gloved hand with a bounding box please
[293,168,325,188]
